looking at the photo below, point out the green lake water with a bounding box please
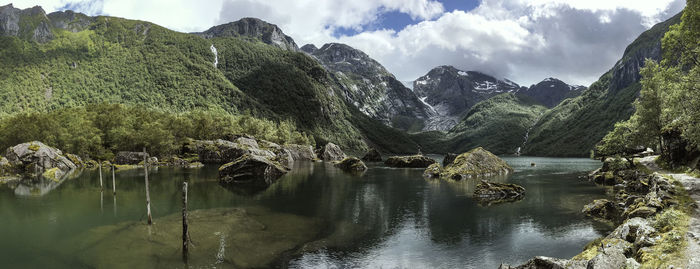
[0,156,611,268]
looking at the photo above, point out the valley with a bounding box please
[0,1,698,268]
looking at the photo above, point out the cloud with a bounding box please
[214,0,685,85]
[330,0,685,85]
[5,0,686,86]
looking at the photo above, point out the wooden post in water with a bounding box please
[144,147,153,225]
[112,164,116,195]
[182,181,189,263]
[98,160,103,190]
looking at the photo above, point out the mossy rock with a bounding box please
[384,155,436,168]
[423,163,441,178]
[219,154,289,194]
[28,143,40,151]
[333,157,367,173]
[85,159,99,168]
[65,153,84,167]
[41,167,62,181]
[442,147,513,180]
[582,199,617,220]
[473,180,525,206]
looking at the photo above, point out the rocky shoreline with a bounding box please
[502,156,697,268]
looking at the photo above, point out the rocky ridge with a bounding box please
[414,66,582,131]
[196,17,299,52]
[304,42,432,131]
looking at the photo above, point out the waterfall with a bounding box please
[517,113,542,156]
[210,44,218,68]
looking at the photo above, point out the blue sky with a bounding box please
[6,0,686,86]
[333,0,480,37]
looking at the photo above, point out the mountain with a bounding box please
[522,12,683,157]
[195,17,299,52]
[0,5,421,153]
[303,42,432,131]
[413,93,547,155]
[515,78,585,108]
[413,65,523,131]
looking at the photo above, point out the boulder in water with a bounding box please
[184,138,286,165]
[385,155,436,168]
[318,143,346,161]
[441,147,512,180]
[474,180,525,205]
[361,148,382,162]
[334,157,367,173]
[283,144,317,161]
[582,199,617,220]
[4,141,77,178]
[219,154,289,191]
[423,163,441,178]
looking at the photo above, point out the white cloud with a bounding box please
[4,0,686,86]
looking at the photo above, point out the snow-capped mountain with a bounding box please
[413,65,523,131]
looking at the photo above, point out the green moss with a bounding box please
[113,164,139,171]
[28,143,40,151]
[441,147,512,180]
[41,167,61,181]
[573,237,605,261]
[637,180,693,268]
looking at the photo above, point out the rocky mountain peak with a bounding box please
[300,44,318,54]
[306,42,432,131]
[47,10,93,33]
[0,4,53,43]
[309,42,390,77]
[197,17,299,52]
[516,77,585,108]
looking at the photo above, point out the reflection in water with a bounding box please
[12,169,83,197]
[0,157,611,268]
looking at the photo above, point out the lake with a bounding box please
[0,156,611,268]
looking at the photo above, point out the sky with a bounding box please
[5,0,686,86]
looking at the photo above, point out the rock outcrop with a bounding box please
[442,153,457,166]
[317,143,346,161]
[304,42,432,131]
[184,137,296,169]
[423,163,441,178]
[4,141,77,179]
[384,155,436,168]
[439,147,513,180]
[361,148,382,162]
[114,151,149,165]
[197,17,299,51]
[473,180,525,205]
[218,154,289,190]
[283,144,317,161]
[582,199,618,220]
[333,157,367,173]
[0,4,55,43]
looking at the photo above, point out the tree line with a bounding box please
[0,103,315,160]
[597,2,699,165]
